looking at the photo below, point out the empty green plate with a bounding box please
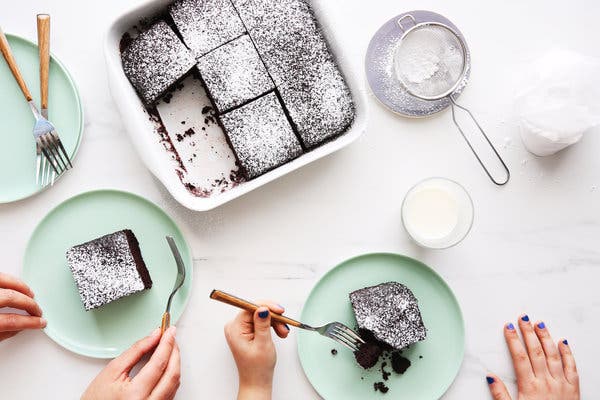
[0,33,83,203]
[22,190,193,358]
[298,253,464,400]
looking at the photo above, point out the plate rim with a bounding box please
[0,33,85,204]
[21,188,194,359]
[297,252,465,399]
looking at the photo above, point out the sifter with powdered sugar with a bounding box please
[366,11,510,186]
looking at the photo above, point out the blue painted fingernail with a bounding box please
[258,310,269,319]
[506,323,515,330]
[537,322,546,329]
[521,315,529,322]
[284,324,290,331]
[486,376,495,384]
[562,339,568,345]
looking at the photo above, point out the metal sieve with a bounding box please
[394,14,510,185]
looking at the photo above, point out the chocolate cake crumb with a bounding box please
[181,120,186,125]
[373,382,389,394]
[380,362,391,381]
[184,128,195,138]
[119,32,133,53]
[391,352,411,375]
[419,355,423,359]
[331,349,337,356]
[201,105,213,114]
[354,341,382,370]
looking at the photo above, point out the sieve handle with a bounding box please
[397,14,417,32]
[449,96,510,186]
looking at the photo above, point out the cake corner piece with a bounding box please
[121,20,195,106]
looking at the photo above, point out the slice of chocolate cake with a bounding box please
[66,230,152,311]
[231,0,356,148]
[220,92,303,179]
[169,0,245,57]
[350,282,427,351]
[121,21,195,105]
[197,35,274,113]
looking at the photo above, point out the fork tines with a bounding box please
[37,129,71,180]
[327,323,365,352]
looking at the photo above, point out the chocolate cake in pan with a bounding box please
[197,35,274,113]
[121,21,195,105]
[231,0,355,148]
[169,0,246,57]
[219,92,303,179]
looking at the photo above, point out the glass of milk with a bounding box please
[401,177,474,249]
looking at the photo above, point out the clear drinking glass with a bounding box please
[401,177,474,249]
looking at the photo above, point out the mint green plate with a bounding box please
[0,34,83,203]
[298,253,464,400]
[22,190,193,358]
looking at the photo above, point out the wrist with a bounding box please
[238,382,272,400]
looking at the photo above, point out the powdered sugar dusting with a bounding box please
[220,92,303,178]
[169,0,245,57]
[197,35,274,112]
[121,21,195,105]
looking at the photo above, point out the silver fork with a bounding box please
[36,14,56,186]
[0,26,72,181]
[160,236,187,334]
[210,289,365,352]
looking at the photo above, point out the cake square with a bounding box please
[121,21,195,105]
[66,230,152,311]
[278,61,355,148]
[169,0,246,57]
[197,35,274,113]
[349,282,427,350]
[231,0,355,148]
[220,92,303,178]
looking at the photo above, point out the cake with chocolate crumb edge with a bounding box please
[121,21,195,105]
[66,230,152,311]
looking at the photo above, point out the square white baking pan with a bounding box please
[104,0,368,211]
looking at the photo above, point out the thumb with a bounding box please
[486,374,512,400]
[253,307,272,344]
[107,328,161,378]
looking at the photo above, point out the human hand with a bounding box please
[224,301,289,400]
[487,314,579,400]
[82,326,180,400]
[0,272,46,341]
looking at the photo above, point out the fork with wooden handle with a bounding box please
[161,236,187,334]
[210,289,365,352]
[0,25,71,180]
[37,14,55,186]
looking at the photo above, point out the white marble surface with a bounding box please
[1,0,599,398]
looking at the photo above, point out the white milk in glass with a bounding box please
[401,178,473,248]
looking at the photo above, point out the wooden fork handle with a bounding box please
[0,26,33,101]
[210,289,302,328]
[37,14,50,111]
[160,311,171,334]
